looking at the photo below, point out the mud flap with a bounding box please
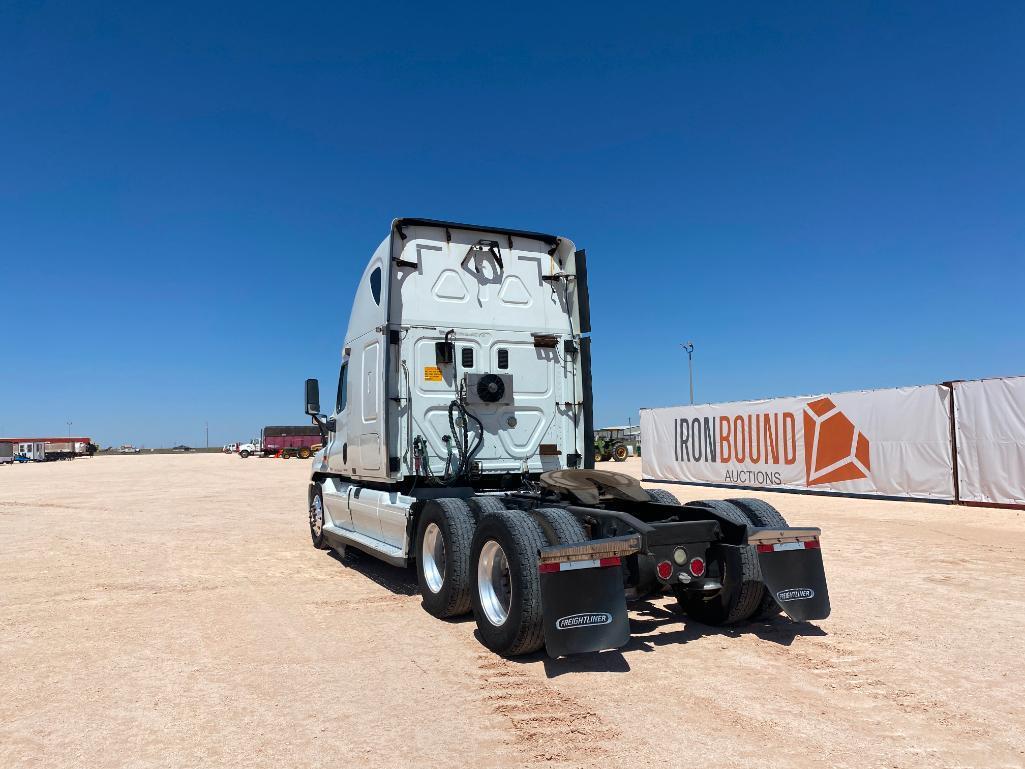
[750,528,831,622]
[540,561,630,658]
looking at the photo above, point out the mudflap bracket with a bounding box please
[749,527,831,622]
[538,535,638,658]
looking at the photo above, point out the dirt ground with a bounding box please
[2,454,1024,769]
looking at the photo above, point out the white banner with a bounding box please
[954,376,1025,505]
[641,385,954,499]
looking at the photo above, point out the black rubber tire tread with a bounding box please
[239,450,250,459]
[612,444,628,461]
[470,510,549,656]
[468,495,506,522]
[416,498,476,618]
[646,488,682,505]
[309,484,330,550]
[298,447,312,459]
[673,499,765,625]
[727,497,790,620]
[529,506,588,545]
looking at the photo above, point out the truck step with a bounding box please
[322,524,406,568]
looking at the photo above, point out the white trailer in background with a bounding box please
[4,440,46,461]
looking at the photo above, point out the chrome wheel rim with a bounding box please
[422,522,446,594]
[478,540,511,626]
[310,494,324,537]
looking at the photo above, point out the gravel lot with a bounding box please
[3,454,1024,769]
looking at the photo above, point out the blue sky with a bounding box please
[2,1,1023,447]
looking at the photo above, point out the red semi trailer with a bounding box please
[238,426,322,459]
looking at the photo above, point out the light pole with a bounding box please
[205,421,209,449]
[680,342,694,404]
[66,420,72,439]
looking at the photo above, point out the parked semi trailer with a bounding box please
[44,440,95,461]
[303,218,830,658]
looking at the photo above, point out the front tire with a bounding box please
[470,511,548,656]
[309,484,329,549]
[298,447,312,459]
[239,450,250,459]
[416,499,475,618]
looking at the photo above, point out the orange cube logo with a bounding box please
[803,398,870,486]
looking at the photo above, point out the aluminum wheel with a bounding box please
[310,494,324,537]
[477,539,512,627]
[421,522,447,594]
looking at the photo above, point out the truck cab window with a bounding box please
[336,361,348,412]
[370,267,382,305]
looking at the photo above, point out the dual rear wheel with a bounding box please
[415,499,587,656]
[671,497,789,625]
[412,493,789,655]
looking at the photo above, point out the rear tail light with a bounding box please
[656,560,673,580]
[689,557,705,577]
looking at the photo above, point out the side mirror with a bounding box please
[305,378,321,416]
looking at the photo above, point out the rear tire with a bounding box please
[470,510,548,656]
[728,498,789,619]
[298,447,312,459]
[468,495,506,522]
[529,506,588,545]
[416,499,476,618]
[612,443,628,461]
[646,488,682,505]
[673,499,765,625]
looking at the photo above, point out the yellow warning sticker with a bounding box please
[424,366,443,382]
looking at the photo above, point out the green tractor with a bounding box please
[593,427,634,463]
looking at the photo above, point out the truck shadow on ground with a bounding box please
[326,547,478,623]
[327,547,419,597]
[625,599,828,652]
[504,598,828,678]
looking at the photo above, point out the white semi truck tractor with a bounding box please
[304,218,830,657]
